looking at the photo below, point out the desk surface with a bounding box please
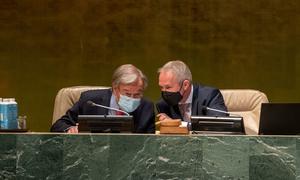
[0,133,299,179]
[0,129,28,132]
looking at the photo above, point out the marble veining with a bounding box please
[0,134,300,179]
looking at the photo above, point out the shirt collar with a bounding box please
[110,93,120,113]
[179,84,193,104]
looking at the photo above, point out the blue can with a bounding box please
[0,98,3,128]
[1,98,18,129]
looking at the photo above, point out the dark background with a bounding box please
[0,0,299,132]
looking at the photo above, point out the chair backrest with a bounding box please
[53,87,268,135]
[220,89,269,135]
[52,86,109,124]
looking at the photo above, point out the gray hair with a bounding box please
[158,60,192,84]
[112,64,148,89]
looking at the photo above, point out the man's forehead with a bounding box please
[159,70,178,83]
[119,83,143,91]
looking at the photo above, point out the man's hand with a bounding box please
[157,113,171,121]
[156,114,182,128]
[67,124,78,133]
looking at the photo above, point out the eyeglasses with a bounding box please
[116,85,144,99]
[121,92,143,99]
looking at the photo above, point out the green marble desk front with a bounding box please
[0,133,299,180]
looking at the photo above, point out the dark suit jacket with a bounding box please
[156,84,227,120]
[51,89,155,133]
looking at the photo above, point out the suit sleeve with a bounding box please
[50,98,82,132]
[134,100,155,133]
[156,100,173,118]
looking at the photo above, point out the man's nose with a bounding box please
[127,94,135,98]
[160,87,167,91]
[126,93,142,98]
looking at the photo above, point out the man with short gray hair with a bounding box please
[51,64,155,133]
[156,60,227,123]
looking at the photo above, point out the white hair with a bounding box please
[112,64,148,89]
[158,60,192,84]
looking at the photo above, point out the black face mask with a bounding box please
[161,91,183,106]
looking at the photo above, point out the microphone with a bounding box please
[86,100,130,116]
[201,105,230,116]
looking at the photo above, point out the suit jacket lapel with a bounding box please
[192,84,207,116]
[191,84,199,116]
[191,84,206,116]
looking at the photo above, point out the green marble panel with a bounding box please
[62,134,109,180]
[296,137,300,180]
[202,136,249,180]
[16,134,64,180]
[156,135,203,179]
[249,137,296,180]
[108,135,157,180]
[0,134,17,179]
[2,134,300,179]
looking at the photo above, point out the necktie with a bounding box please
[116,109,125,115]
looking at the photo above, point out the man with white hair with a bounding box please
[51,64,155,133]
[156,60,227,123]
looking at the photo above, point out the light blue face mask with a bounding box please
[118,94,141,113]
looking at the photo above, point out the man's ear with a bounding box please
[112,85,120,101]
[112,85,118,95]
[183,80,190,90]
